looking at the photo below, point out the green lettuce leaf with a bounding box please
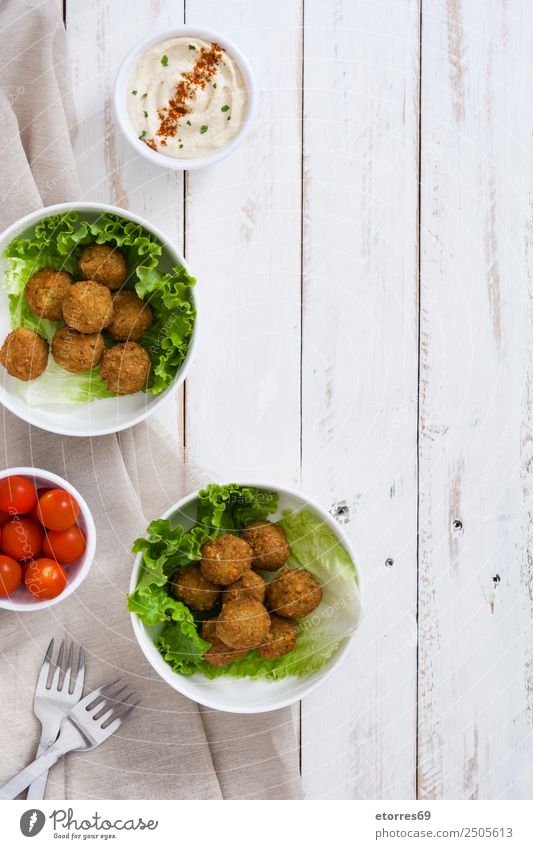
[9,361,114,407]
[135,265,196,395]
[155,619,210,676]
[128,585,209,675]
[1,211,195,401]
[196,482,278,534]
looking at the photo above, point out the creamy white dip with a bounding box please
[128,37,247,159]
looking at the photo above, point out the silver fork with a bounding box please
[0,680,139,800]
[27,638,85,800]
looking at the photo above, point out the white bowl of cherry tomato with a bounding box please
[0,468,96,610]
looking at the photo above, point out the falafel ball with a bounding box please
[51,326,104,373]
[200,617,219,642]
[78,243,127,290]
[266,567,322,619]
[25,268,74,321]
[216,598,271,650]
[0,328,48,381]
[170,563,221,611]
[242,520,290,571]
[258,614,299,659]
[203,639,247,668]
[224,570,266,605]
[107,291,153,342]
[62,281,114,334]
[100,341,151,395]
[200,533,253,585]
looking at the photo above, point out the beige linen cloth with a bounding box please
[0,0,303,800]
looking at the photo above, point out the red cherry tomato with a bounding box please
[42,525,86,564]
[0,554,22,596]
[1,518,43,561]
[36,489,80,531]
[0,476,37,515]
[27,489,50,524]
[25,558,67,601]
[0,511,11,528]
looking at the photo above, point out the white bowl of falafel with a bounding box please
[0,202,198,436]
[128,482,361,713]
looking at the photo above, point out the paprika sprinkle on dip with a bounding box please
[127,37,248,160]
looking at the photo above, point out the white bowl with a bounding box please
[130,481,361,714]
[113,27,256,171]
[0,202,198,437]
[0,467,96,611]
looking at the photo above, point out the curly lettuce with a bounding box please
[2,211,196,402]
[127,483,361,681]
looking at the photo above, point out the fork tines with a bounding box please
[79,680,141,728]
[38,638,85,697]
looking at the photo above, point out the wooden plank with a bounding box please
[183,0,303,486]
[65,0,185,442]
[300,0,421,798]
[418,0,533,799]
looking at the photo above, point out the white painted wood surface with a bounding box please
[418,0,533,800]
[65,0,533,799]
[299,0,420,799]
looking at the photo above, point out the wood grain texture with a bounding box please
[183,0,302,488]
[418,0,533,799]
[299,0,420,799]
[66,0,185,444]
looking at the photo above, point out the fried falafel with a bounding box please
[24,268,74,321]
[78,243,127,290]
[203,639,247,668]
[223,569,266,604]
[51,326,105,373]
[266,567,322,618]
[257,614,299,659]
[170,563,221,611]
[100,341,151,395]
[242,520,290,571]
[200,617,219,642]
[107,291,153,341]
[216,598,271,650]
[200,533,253,585]
[0,328,48,381]
[62,280,114,334]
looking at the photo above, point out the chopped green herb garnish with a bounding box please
[186,120,192,126]
[188,44,196,50]
[139,130,147,139]
[221,104,230,112]
[227,116,231,121]
[200,125,208,134]
[213,82,217,89]
[143,110,148,118]
[161,55,168,66]
[179,144,184,149]
[131,90,137,95]
[141,92,148,99]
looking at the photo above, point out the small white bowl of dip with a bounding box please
[113,27,256,171]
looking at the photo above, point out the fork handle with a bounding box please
[25,739,56,801]
[0,745,63,800]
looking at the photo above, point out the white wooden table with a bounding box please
[65,0,533,799]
